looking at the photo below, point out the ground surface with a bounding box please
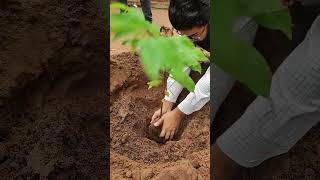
[0,0,107,179]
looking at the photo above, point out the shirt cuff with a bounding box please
[164,94,178,103]
[177,94,197,115]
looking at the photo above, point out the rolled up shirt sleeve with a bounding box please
[178,67,210,115]
[164,67,191,103]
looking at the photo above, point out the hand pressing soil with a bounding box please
[145,120,181,143]
[145,123,166,143]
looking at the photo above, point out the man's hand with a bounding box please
[151,100,174,124]
[154,108,185,141]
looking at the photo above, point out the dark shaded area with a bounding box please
[0,0,108,179]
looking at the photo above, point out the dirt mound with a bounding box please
[110,53,210,179]
[0,0,107,179]
[153,160,204,180]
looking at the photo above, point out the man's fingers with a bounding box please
[154,117,164,127]
[169,131,175,140]
[151,112,159,122]
[150,116,159,124]
[165,131,171,140]
[159,129,166,137]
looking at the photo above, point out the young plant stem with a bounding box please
[160,71,165,117]
[160,99,163,117]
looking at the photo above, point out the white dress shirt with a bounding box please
[164,66,210,115]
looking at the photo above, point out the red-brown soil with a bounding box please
[110,53,210,180]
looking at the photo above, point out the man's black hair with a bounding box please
[169,0,210,31]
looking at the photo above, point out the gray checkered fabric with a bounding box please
[217,15,320,167]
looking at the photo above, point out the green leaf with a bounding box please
[254,10,292,39]
[138,36,207,92]
[237,0,284,16]
[211,0,292,97]
[170,67,196,92]
[130,39,139,51]
[148,80,162,89]
[110,2,129,11]
[214,36,272,96]
[110,3,159,41]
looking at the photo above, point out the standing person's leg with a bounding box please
[140,0,152,22]
[214,14,320,180]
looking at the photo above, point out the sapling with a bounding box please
[110,3,209,141]
[110,3,208,92]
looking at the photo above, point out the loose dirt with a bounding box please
[0,0,107,179]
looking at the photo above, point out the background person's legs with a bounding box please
[140,0,152,22]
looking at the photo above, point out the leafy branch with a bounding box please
[110,3,208,92]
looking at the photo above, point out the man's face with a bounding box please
[177,24,208,42]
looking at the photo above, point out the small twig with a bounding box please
[160,99,163,117]
[160,71,165,117]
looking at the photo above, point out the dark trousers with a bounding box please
[119,0,152,22]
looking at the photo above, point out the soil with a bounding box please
[0,0,107,179]
[110,53,210,180]
[146,124,166,144]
